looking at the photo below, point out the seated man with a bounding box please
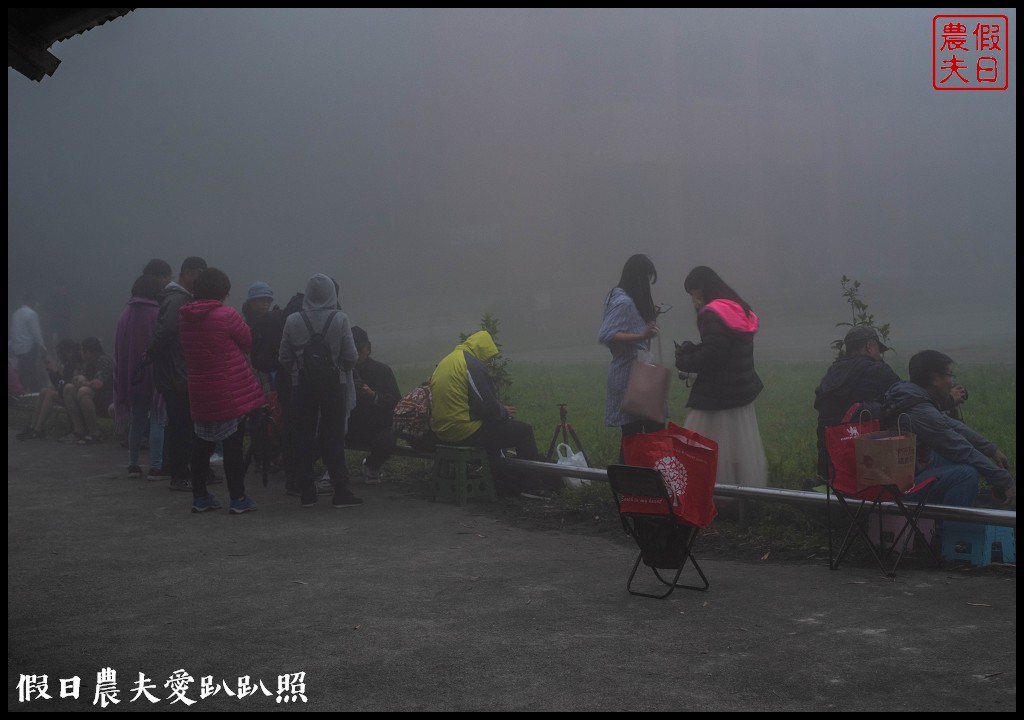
[16,338,82,440]
[345,326,401,482]
[814,325,900,481]
[65,336,114,444]
[429,330,554,495]
[882,350,1014,508]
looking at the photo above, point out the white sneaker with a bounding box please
[209,453,224,466]
[362,457,382,484]
[316,478,334,495]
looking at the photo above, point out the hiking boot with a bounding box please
[147,467,172,480]
[332,489,364,509]
[191,494,222,513]
[229,496,258,514]
[362,458,383,484]
[168,477,192,492]
[127,465,143,478]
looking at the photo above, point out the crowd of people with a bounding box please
[8,253,1016,521]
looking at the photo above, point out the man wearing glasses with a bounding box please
[882,350,1014,509]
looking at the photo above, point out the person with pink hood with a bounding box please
[178,267,265,514]
[674,266,768,489]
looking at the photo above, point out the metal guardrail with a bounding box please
[498,456,1017,530]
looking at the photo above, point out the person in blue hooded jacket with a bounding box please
[882,350,1014,508]
[675,266,768,488]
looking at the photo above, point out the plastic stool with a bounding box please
[941,522,1016,566]
[867,514,935,553]
[431,445,496,506]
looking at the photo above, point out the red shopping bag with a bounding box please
[824,404,881,494]
[620,422,719,528]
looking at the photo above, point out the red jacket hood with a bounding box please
[700,299,759,334]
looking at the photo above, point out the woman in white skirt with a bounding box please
[674,266,768,488]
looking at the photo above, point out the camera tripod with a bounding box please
[545,403,591,467]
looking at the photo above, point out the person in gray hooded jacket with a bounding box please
[278,273,361,509]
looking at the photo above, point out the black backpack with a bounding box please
[299,310,340,390]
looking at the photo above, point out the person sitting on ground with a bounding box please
[16,338,82,440]
[429,330,555,496]
[65,337,114,445]
[813,325,901,482]
[114,274,168,479]
[882,350,1015,509]
[346,325,401,483]
[178,267,265,514]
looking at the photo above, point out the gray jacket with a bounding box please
[882,381,1012,490]
[278,273,357,388]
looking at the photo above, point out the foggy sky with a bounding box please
[7,8,1017,366]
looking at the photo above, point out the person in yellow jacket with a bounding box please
[429,330,550,494]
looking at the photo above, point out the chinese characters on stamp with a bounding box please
[934,15,1009,90]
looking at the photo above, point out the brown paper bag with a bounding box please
[854,430,917,492]
[620,358,671,423]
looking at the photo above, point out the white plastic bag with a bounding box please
[556,443,591,488]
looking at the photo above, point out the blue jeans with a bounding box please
[129,395,165,469]
[905,455,979,508]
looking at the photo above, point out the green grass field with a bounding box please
[394,360,1017,489]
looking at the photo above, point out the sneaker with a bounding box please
[16,428,42,440]
[317,478,334,495]
[300,494,318,508]
[147,467,172,480]
[285,481,301,497]
[209,452,224,466]
[362,458,382,484]
[229,496,258,514]
[127,465,143,478]
[206,469,224,485]
[191,494,222,513]
[332,489,364,509]
[169,477,192,492]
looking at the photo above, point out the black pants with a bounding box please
[293,383,349,501]
[462,419,555,495]
[346,425,397,471]
[162,387,193,477]
[191,423,246,501]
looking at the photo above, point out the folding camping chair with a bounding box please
[607,464,709,599]
[824,405,943,578]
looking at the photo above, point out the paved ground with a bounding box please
[7,426,1016,712]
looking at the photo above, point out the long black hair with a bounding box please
[684,266,753,316]
[613,254,658,322]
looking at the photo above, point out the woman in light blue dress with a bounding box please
[598,254,663,460]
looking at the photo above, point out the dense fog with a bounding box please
[8,9,1016,366]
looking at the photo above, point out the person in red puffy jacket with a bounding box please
[178,268,265,515]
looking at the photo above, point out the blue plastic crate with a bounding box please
[941,522,1016,566]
